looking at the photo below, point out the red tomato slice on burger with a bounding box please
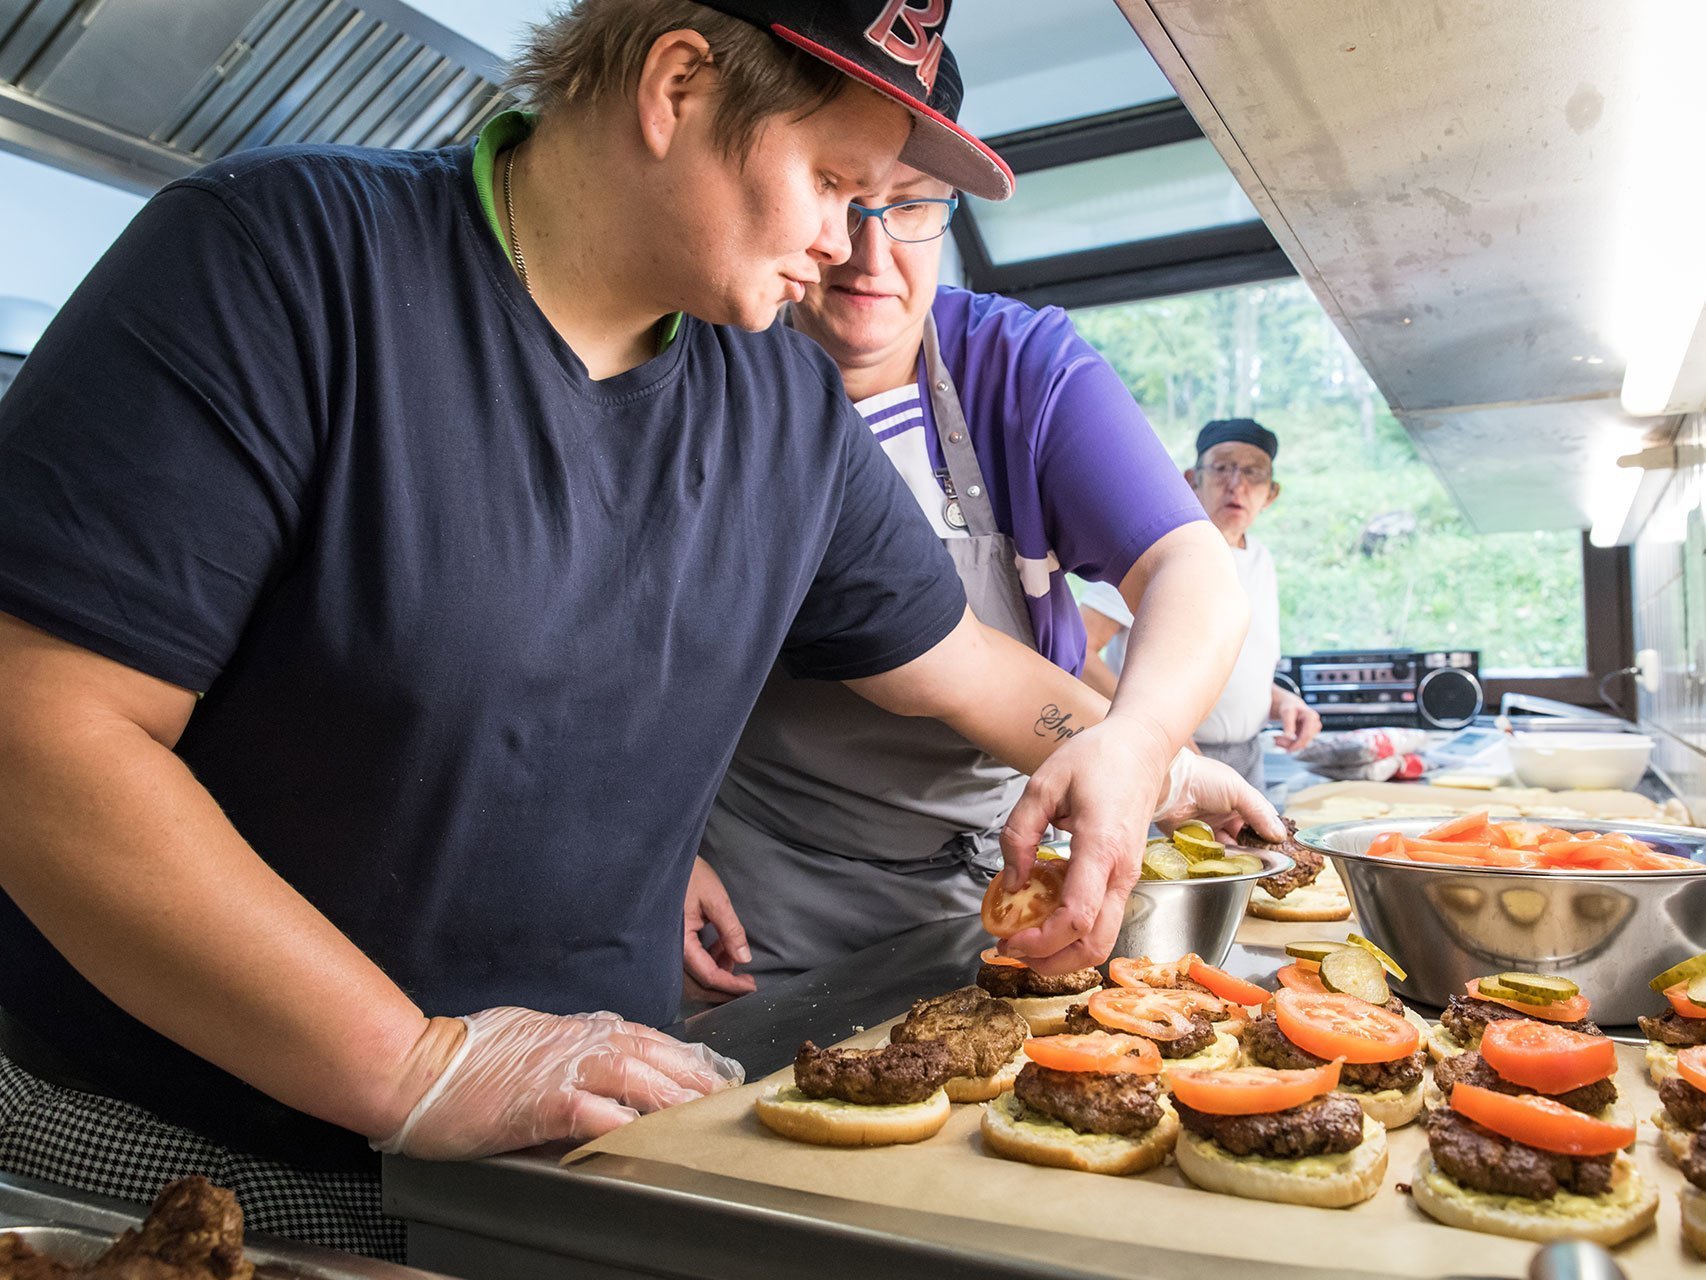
[1087,988,1201,1042]
[1187,959,1272,1007]
[1477,1018,1616,1095]
[1166,1060,1342,1116]
[981,856,1069,939]
[1272,990,1419,1064]
[1451,1083,1634,1156]
[1025,1032,1162,1076]
[1275,962,1329,995]
[978,947,1028,969]
[1663,981,1706,1021]
[1465,977,1592,1024]
[1107,955,1199,991]
[1679,1046,1706,1094]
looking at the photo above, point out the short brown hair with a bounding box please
[507,0,849,159]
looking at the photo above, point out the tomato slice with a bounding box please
[1187,959,1271,1007]
[1275,962,1329,995]
[1108,954,1200,991]
[1451,1083,1634,1156]
[1025,1032,1162,1075]
[1465,977,1592,1024]
[1166,1060,1342,1116]
[1663,981,1706,1020]
[1477,1018,1616,1094]
[980,856,1069,939]
[1272,990,1419,1064]
[978,946,1027,969]
[1087,988,1201,1041]
[1420,811,1492,841]
[1679,1046,1706,1094]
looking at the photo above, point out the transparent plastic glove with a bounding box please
[373,1006,744,1160]
[1153,750,1285,844]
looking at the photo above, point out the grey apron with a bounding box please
[699,315,1040,983]
[1198,736,1266,794]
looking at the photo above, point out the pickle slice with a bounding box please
[1172,830,1224,862]
[1346,932,1409,982]
[1185,858,1244,878]
[1649,953,1706,994]
[1226,854,1264,874]
[1141,844,1190,881]
[1689,973,1706,1010]
[1497,972,1577,1003]
[1318,946,1391,1005]
[1175,819,1215,843]
[1284,940,1349,964]
[1473,978,1533,1003]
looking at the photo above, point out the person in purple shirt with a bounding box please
[686,138,1275,993]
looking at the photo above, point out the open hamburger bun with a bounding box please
[1013,988,1102,1036]
[1647,1040,1680,1085]
[1174,1112,1387,1207]
[980,1091,1180,1176]
[754,1085,950,1146]
[1409,1149,1657,1245]
[1169,1030,1241,1071]
[1246,864,1351,922]
[945,1048,1027,1103]
[1344,1081,1423,1129]
[1684,1186,1706,1259]
[1427,1023,1473,1062]
[1655,1106,1696,1164]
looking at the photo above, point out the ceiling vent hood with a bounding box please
[0,0,510,194]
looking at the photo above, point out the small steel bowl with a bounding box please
[1114,848,1293,966]
[1296,816,1706,1024]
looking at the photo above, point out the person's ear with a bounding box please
[1267,480,1281,505]
[636,29,716,161]
[1184,468,1198,488]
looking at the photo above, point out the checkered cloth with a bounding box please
[0,1049,406,1261]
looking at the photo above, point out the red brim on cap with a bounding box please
[770,24,1013,202]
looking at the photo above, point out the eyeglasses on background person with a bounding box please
[846,196,960,244]
[1204,460,1273,486]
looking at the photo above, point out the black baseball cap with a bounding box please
[1197,418,1279,461]
[694,0,1013,201]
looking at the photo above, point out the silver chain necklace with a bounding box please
[503,147,530,294]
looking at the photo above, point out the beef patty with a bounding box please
[1427,1108,1612,1199]
[1439,995,1600,1046]
[1434,1049,1617,1115]
[1242,1012,1425,1093]
[1684,1132,1706,1192]
[1174,1092,1364,1159]
[1660,1074,1706,1131]
[891,986,1028,1078]
[793,1040,953,1106]
[1238,817,1323,898]
[977,963,1102,1000]
[1062,1003,1218,1059]
[1012,1063,1164,1136]
[1641,1010,1706,1048]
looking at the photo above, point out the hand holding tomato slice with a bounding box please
[1186,958,1271,1007]
[1272,990,1418,1064]
[1450,1083,1634,1156]
[1025,1032,1162,1075]
[1477,1018,1616,1095]
[1465,977,1592,1024]
[1679,1045,1706,1094]
[1166,1060,1342,1115]
[1088,988,1201,1041]
[980,854,1069,939]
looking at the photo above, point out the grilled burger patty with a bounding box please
[1239,817,1323,899]
[1434,1049,1617,1115]
[1440,995,1601,1044]
[1683,1133,1706,1191]
[793,1040,954,1106]
[1640,1010,1706,1048]
[1174,1092,1364,1159]
[1426,1108,1612,1199]
[891,987,1027,1078]
[977,963,1102,1000]
[1062,1003,1218,1058]
[1660,1075,1706,1131]
[1012,1062,1164,1136]
[1242,1012,1425,1093]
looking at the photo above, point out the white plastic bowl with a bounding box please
[1506,731,1654,791]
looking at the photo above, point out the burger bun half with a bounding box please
[1409,1150,1657,1246]
[755,1085,950,1147]
[980,1091,1179,1176]
[1173,1112,1387,1207]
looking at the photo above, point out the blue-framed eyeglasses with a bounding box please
[846,196,959,244]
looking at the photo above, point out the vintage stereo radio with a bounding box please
[1274,648,1483,730]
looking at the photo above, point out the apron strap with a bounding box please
[923,312,999,537]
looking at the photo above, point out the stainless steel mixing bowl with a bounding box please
[1113,847,1293,966]
[1296,816,1706,1024]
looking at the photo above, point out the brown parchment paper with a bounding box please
[568,1024,1691,1277]
[1283,780,1689,826]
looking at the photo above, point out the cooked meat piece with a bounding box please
[1175,1092,1363,1158]
[1236,817,1323,898]
[0,1233,76,1280]
[1062,1003,1218,1058]
[1012,1062,1164,1136]
[1641,1011,1706,1048]
[1439,995,1600,1046]
[793,1040,953,1106]
[891,986,1027,1077]
[1660,1074,1706,1131]
[1683,1132,1706,1192]
[1433,1049,1617,1115]
[1427,1108,1612,1199]
[86,1177,253,1280]
[976,963,1101,999]
[1242,1012,1424,1093]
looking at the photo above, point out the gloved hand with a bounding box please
[373,1006,744,1160]
[1153,750,1285,844]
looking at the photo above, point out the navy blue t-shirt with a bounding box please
[0,142,965,1169]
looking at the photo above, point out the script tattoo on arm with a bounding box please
[1033,703,1081,742]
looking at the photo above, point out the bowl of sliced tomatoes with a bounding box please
[1295,814,1706,1024]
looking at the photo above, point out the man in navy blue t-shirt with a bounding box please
[0,1,1210,1257]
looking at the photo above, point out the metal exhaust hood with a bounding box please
[0,0,511,195]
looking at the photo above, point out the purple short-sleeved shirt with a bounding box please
[861,286,1206,672]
